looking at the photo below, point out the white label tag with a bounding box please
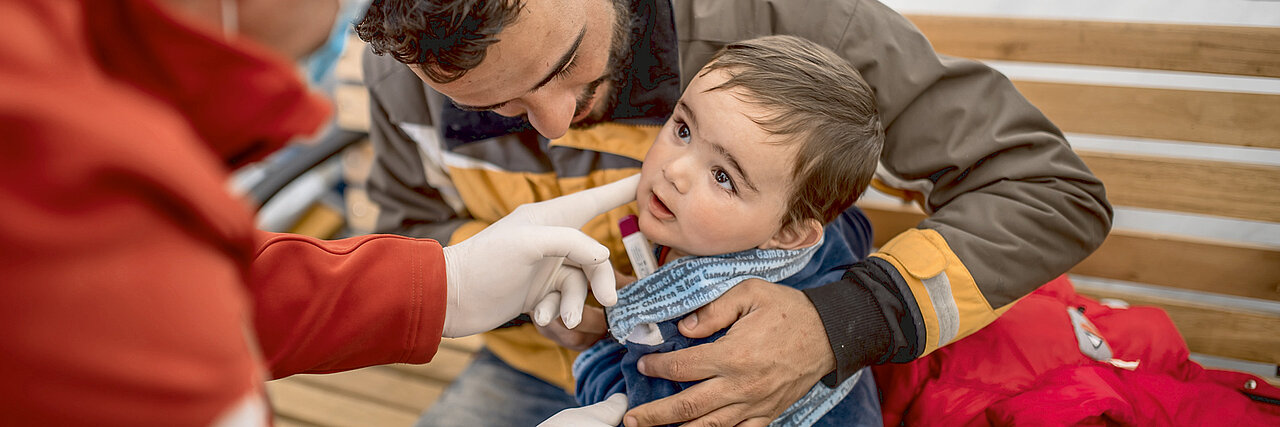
[1067,307,1113,362]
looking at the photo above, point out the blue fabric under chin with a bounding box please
[604,240,822,344]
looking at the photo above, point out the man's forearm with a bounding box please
[802,257,916,385]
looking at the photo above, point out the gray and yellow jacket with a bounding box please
[360,0,1112,391]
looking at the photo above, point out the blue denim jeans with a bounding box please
[414,348,577,426]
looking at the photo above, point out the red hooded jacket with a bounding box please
[874,276,1280,426]
[0,0,447,424]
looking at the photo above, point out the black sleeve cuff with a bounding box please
[802,257,920,386]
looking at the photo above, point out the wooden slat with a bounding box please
[1079,150,1280,223]
[289,204,346,239]
[335,84,371,132]
[858,203,1280,301]
[1014,81,1280,149]
[336,35,366,83]
[272,417,318,427]
[859,201,924,248]
[1076,286,1280,365]
[266,379,420,427]
[440,336,485,353]
[290,366,446,412]
[267,341,478,426]
[905,15,1280,78]
[1074,230,1280,302]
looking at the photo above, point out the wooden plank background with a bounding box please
[1079,150,1280,223]
[905,15,1280,78]
[1015,82,1280,149]
[267,337,481,426]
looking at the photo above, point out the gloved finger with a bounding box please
[582,259,618,307]
[557,267,589,329]
[537,393,629,427]
[530,174,639,228]
[533,291,562,326]
[558,255,617,308]
[518,227,616,305]
[588,393,629,423]
[517,226,611,265]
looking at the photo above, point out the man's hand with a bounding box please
[535,305,608,351]
[623,279,835,427]
[440,175,639,337]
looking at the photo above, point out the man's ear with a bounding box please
[759,218,823,251]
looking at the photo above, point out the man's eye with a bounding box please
[451,101,497,113]
[676,123,691,143]
[553,55,580,82]
[713,169,735,191]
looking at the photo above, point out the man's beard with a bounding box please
[570,0,636,129]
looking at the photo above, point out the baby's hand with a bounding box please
[534,305,609,351]
[615,270,637,289]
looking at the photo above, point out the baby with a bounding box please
[573,35,884,426]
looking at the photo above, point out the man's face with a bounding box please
[411,0,630,139]
[635,68,801,257]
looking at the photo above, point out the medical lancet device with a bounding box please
[618,215,657,279]
[618,215,664,345]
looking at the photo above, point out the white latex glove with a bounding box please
[538,393,629,427]
[440,174,639,337]
[531,265,591,328]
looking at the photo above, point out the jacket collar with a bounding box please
[439,0,680,147]
[83,0,331,168]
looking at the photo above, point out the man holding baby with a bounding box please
[355,0,1111,425]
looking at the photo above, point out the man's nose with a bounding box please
[523,89,577,139]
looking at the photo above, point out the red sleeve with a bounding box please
[248,231,447,379]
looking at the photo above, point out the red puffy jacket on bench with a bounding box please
[873,275,1280,426]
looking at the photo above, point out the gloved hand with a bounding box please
[440,174,639,337]
[538,393,629,427]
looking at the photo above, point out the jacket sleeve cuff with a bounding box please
[802,257,920,386]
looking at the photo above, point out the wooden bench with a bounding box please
[265,336,481,427]
[858,14,1280,381]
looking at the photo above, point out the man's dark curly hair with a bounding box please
[356,0,524,84]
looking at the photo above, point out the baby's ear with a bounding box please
[760,218,823,251]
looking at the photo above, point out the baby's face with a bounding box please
[635,68,800,256]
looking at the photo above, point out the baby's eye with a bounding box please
[713,169,735,191]
[676,123,691,143]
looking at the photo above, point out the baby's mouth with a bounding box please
[649,193,675,220]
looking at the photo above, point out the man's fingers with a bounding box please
[532,174,639,227]
[557,267,589,328]
[533,291,561,326]
[534,306,607,351]
[682,403,758,427]
[636,341,721,382]
[624,380,726,427]
[734,416,772,427]
[575,305,609,335]
[677,281,756,339]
